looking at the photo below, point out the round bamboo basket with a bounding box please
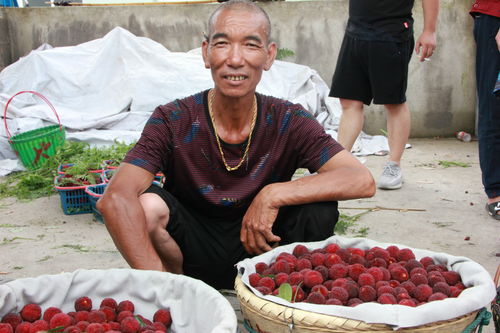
[235,275,479,333]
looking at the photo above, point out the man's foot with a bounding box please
[485,202,500,220]
[378,161,403,190]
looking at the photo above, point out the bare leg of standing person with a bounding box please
[337,98,365,152]
[378,102,411,190]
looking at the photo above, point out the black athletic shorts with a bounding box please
[144,185,339,290]
[329,33,414,105]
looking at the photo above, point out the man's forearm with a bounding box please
[265,166,375,209]
[422,0,439,33]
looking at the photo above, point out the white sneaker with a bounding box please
[378,161,403,190]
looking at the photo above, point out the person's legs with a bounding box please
[139,192,183,273]
[473,14,500,219]
[337,99,365,152]
[385,102,411,165]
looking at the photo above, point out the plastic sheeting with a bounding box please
[0,268,238,333]
[0,26,388,176]
[237,235,496,329]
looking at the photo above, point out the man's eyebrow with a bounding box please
[211,32,228,40]
[245,35,264,44]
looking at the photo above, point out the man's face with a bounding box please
[202,8,276,99]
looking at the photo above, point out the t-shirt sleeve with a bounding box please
[290,105,344,173]
[122,105,172,175]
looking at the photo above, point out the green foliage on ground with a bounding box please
[336,210,371,237]
[0,140,134,200]
[438,160,471,168]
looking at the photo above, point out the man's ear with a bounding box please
[264,42,277,71]
[201,39,210,69]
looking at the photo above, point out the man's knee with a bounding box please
[139,192,170,234]
[340,98,364,112]
[274,202,338,244]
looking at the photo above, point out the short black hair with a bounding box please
[206,0,272,43]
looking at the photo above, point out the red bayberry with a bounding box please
[74,297,92,312]
[0,324,13,333]
[303,270,323,288]
[120,317,140,333]
[117,300,135,314]
[20,304,41,323]
[49,313,72,330]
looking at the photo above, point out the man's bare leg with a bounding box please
[337,98,365,152]
[139,193,183,273]
[385,102,411,164]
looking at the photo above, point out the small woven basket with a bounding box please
[3,91,65,170]
[235,275,479,333]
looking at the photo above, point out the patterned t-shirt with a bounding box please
[124,90,344,219]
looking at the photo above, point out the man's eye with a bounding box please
[214,41,228,46]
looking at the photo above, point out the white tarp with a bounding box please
[237,235,496,330]
[0,26,388,176]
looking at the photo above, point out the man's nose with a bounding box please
[226,44,244,67]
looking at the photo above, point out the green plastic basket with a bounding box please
[3,91,65,170]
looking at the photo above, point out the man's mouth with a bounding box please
[225,75,246,81]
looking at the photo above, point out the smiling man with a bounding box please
[98,0,375,290]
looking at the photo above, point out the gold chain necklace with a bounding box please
[208,89,257,171]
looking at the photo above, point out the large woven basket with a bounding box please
[235,275,479,333]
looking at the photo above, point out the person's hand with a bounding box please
[415,30,437,62]
[496,28,500,52]
[240,186,281,255]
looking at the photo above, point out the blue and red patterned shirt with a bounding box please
[124,90,343,219]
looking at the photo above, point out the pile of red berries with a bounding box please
[249,243,467,307]
[0,296,172,333]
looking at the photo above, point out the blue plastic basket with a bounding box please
[54,176,92,215]
[85,184,107,223]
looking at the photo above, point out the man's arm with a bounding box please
[240,150,375,255]
[415,0,439,62]
[96,163,163,270]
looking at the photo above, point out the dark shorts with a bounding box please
[329,33,414,106]
[144,185,339,290]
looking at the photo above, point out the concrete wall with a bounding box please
[0,0,476,137]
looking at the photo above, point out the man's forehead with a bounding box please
[211,9,269,37]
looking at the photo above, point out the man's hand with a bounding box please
[415,30,437,62]
[417,0,439,62]
[240,185,281,255]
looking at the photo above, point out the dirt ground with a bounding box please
[1,137,499,332]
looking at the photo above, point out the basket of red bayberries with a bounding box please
[235,235,496,333]
[0,268,238,333]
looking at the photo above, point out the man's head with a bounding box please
[202,0,277,99]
